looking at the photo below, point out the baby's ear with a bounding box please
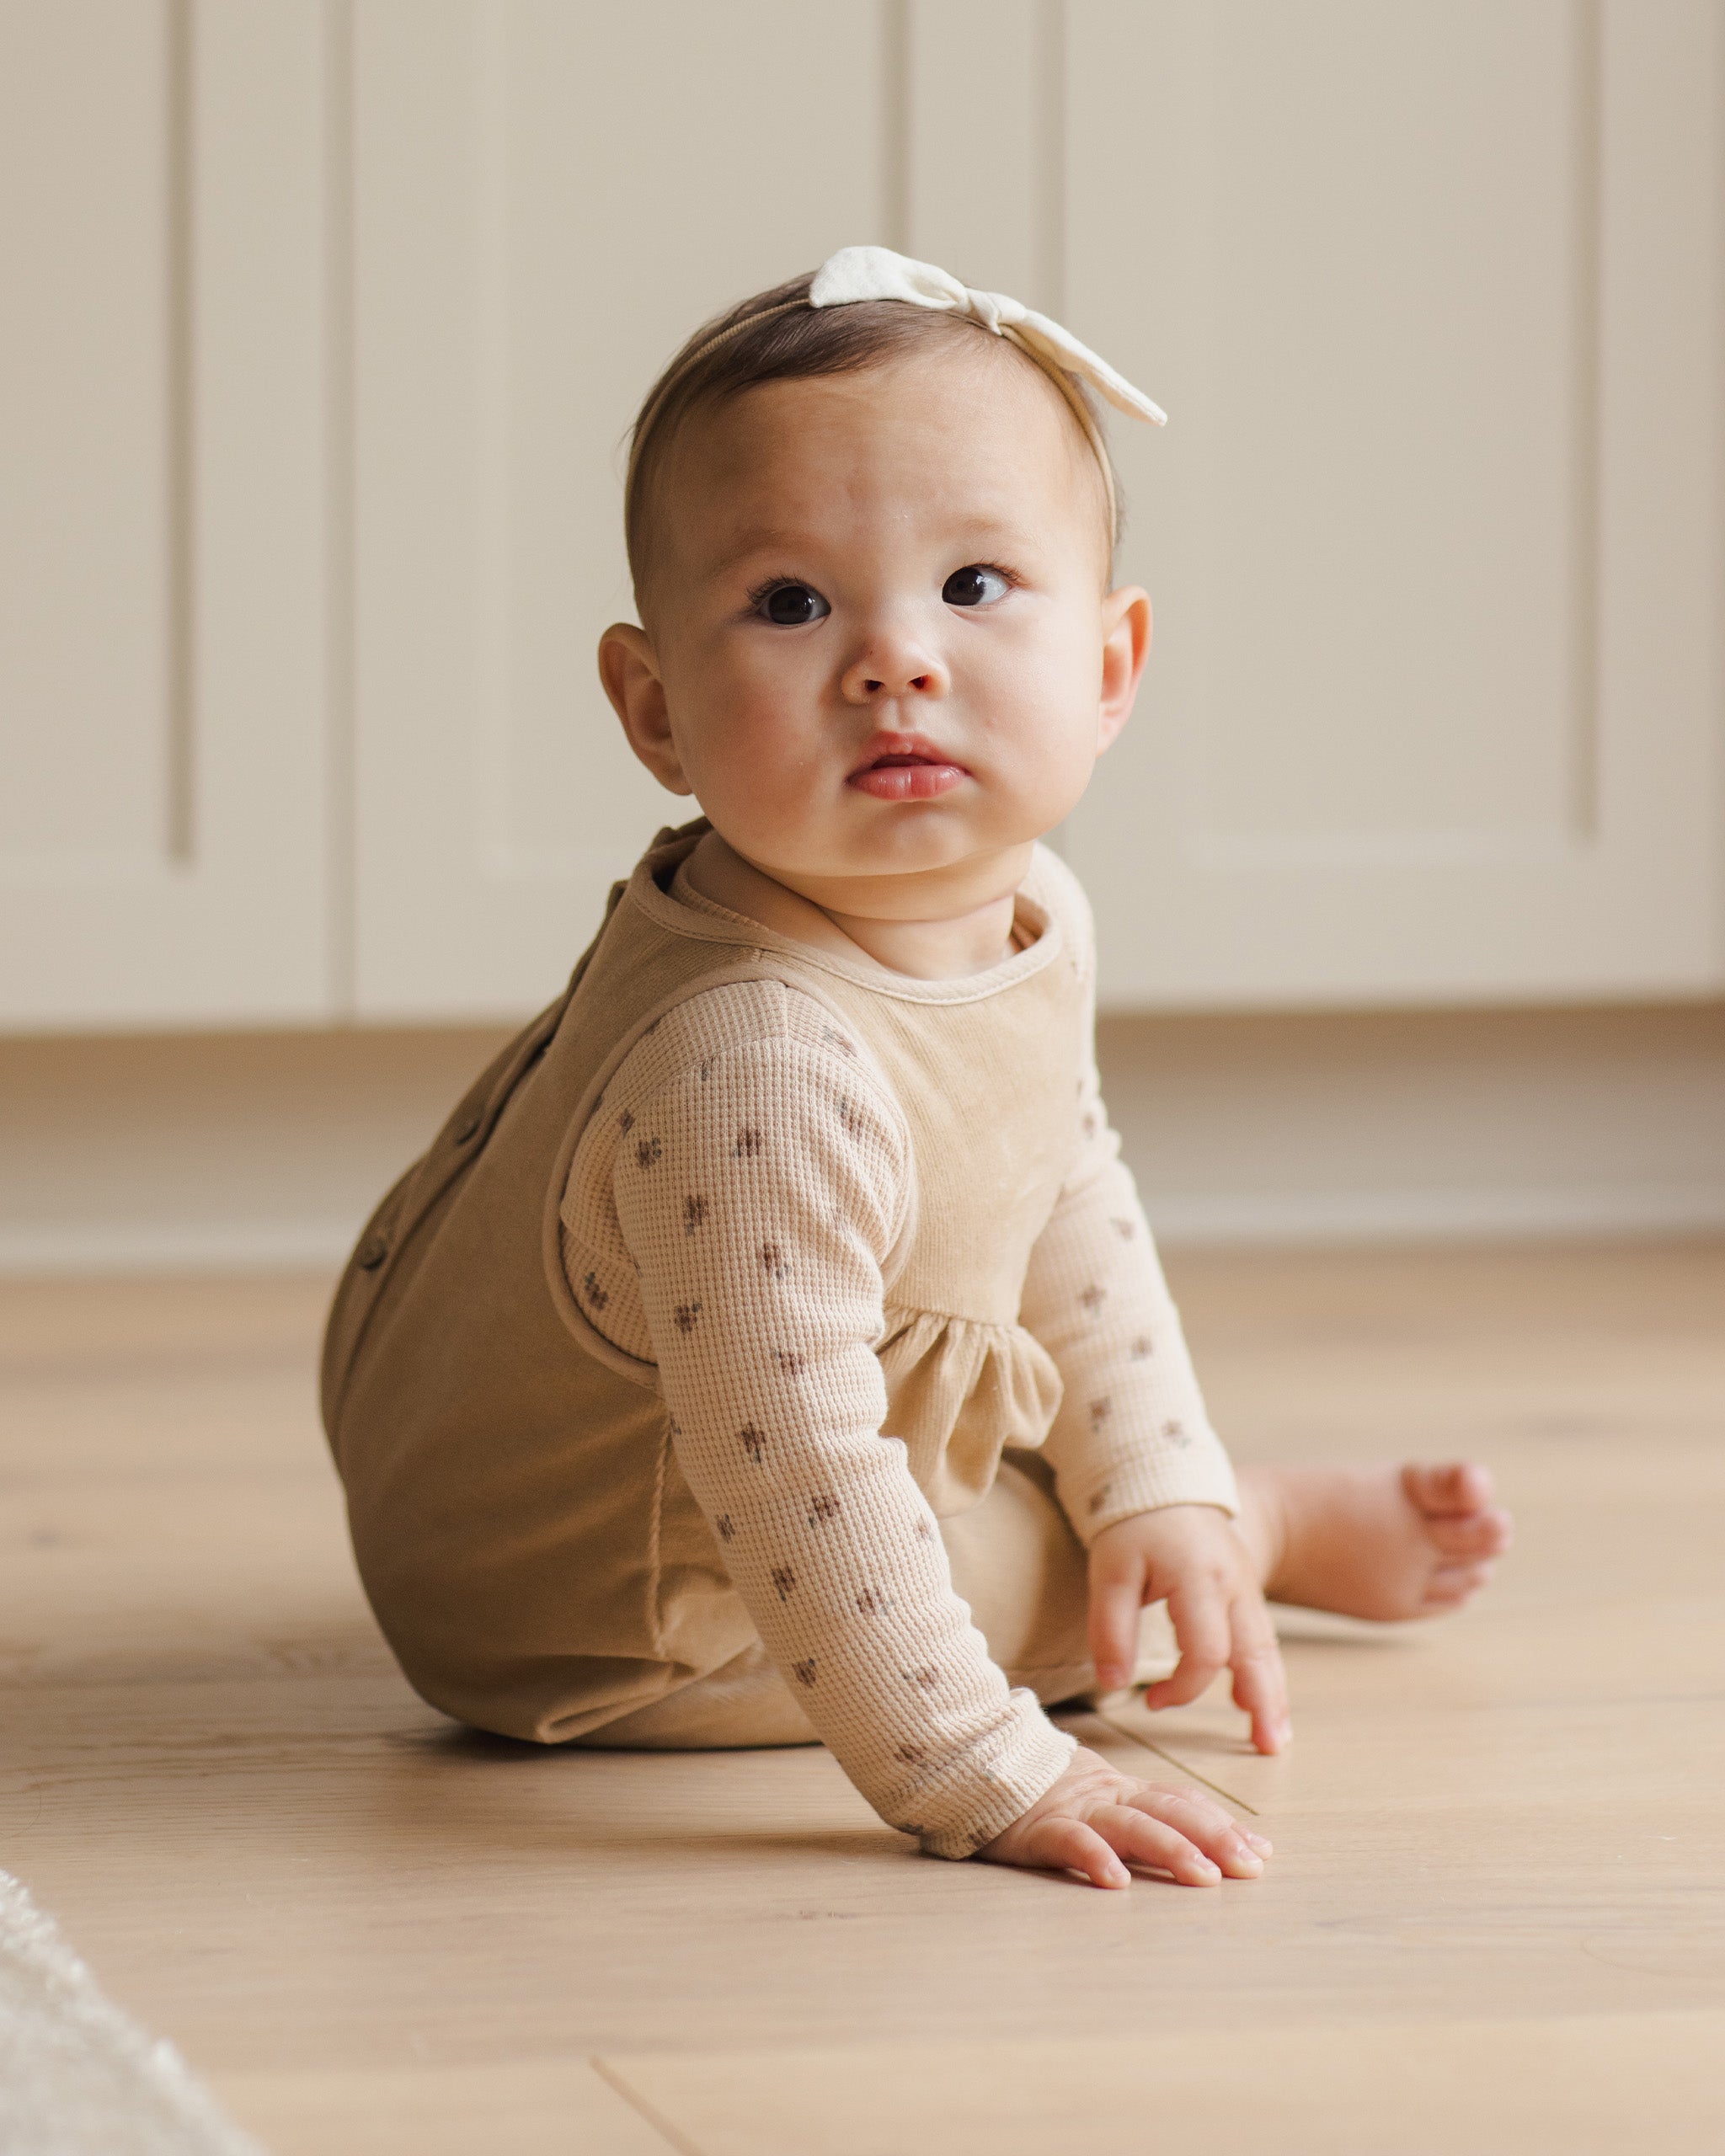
[1097,586,1151,751]
[598,623,692,795]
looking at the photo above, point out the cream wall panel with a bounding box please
[1060,0,1724,1009]
[350,1,895,1020]
[901,0,1049,304]
[0,2,333,1031]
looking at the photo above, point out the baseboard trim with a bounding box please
[1146,1182,1725,1247]
[5,1183,1722,1277]
[0,1224,356,1278]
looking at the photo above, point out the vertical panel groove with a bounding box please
[1569,0,1603,842]
[881,0,911,252]
[163,0,195,865]
[1032,0,1065,320]
[325,0,356,1013]
[474,1,515,875]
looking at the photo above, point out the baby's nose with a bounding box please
[840,638,948,702]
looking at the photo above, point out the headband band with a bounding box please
[630,245,1166,533]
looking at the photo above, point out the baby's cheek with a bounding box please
[688,712,833,850]
[1007,703,1106,819]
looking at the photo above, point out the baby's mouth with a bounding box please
[846,736,970,803]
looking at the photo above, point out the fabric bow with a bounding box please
[809,245,1166,427]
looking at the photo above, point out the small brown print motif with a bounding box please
[666,1414,681,1438]
[636,1136,662,1170]
[616,1109,635,1135]
[682,1194,709,1235]
[738,1424,766,1463]
[1130,1336,1154,1361]
[1088,1396,1112,1429]
[580,1271,609,1312]
[1087,1482,1113,1516]
[823,1028,857,1058]
[1111,1216,1135,1241]
[807,1494,841,1526]
[774,1349,808,1378]
[1161,1418,1191,1447]
[715,1513,734,1542]
[1079,1283,1107,1315]
[735,1128,764,1158]
[760,1243,790,1281]
[793,1658,818,1689]
[1081,1112,1098,1137]
[905,1667,941,1691]
[673,1299,702,1333]
[770,1565,797,1601]
[857,1587,891,1616]
[836,1097,865,1136]
[895,1743,925,1764]
[915,1519,935,1541]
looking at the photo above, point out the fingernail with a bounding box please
[1196,1860,1220,1881]
[1106,1863,1130,1887]
[1235,1851,1263,1871]
[1247,1833,1274,1854]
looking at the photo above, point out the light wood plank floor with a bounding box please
[3,1243,1722,2153]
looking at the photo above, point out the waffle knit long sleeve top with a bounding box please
[555,856,1237,1860]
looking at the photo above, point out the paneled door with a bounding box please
[350,1,900,1021]
[1059,0,1724,1008]
[0,2,334,1031]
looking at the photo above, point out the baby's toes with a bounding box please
[1429,1508,1514,1560]
[1403,1460,1497,1518]
[1423,1559,1495,1609]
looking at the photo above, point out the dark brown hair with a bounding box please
[622,270,1118,596]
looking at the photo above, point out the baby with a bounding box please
[323,248,1512,1891]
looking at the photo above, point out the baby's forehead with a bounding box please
[651,345,1112,576]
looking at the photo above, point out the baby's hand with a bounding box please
[1088,1503,1292,1753]
[979,1746,1271,1889]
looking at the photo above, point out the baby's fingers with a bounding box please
[1005,1814,1134,1891]
[1091,1802,1239,1886]
[1140,1579,1231,1711]
[1128,1787,1268,1879]
[1087,1564,1148,1692]
[1228,1593,1291,1755]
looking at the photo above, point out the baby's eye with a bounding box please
[756,582,830,626]
[942,564,1012,608]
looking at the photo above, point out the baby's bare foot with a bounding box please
[1236,1461,1513,1622]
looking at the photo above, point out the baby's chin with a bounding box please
[746,831,1043,915]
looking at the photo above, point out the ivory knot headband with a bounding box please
[810,244,1166,429]
[636,244,1166,533]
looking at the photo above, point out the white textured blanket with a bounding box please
[0,1870,264,2156]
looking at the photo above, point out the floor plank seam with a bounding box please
[1091,1710,1262,1814]
[591,2055,713,2156]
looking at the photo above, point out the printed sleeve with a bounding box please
[611,1023,1075,1859]
[1019,1055,1239,1544]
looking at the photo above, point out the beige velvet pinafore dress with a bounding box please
[322,824,1174,1750]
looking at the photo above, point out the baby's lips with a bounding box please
[847,728,969,775]
[846,759,968,801]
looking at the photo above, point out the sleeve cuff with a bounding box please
[906,1694,1078,1861]
[1066,1439,1241,1546]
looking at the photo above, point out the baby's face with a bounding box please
[609,347,1148,910]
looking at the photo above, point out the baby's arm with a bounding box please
[1019,1058,1290,1752]
[606,1009,1076,1858]
[1019,1054,1238,1534]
